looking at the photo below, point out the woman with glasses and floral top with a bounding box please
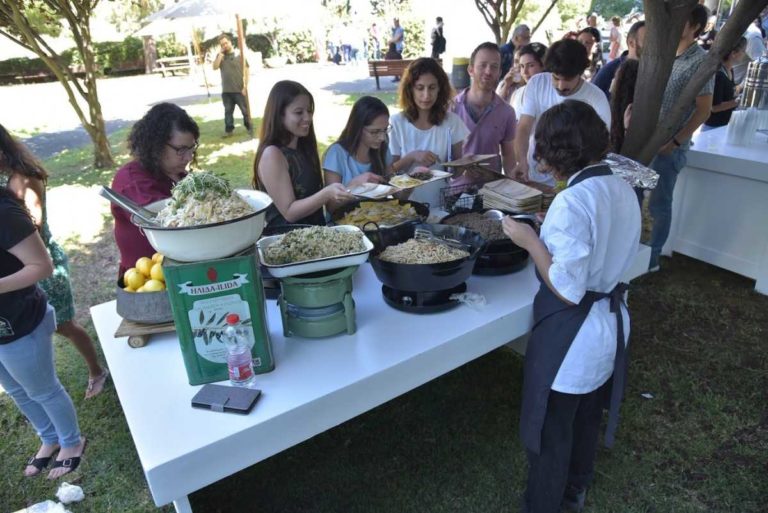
[110,102,199,275]
[322,96,394,189]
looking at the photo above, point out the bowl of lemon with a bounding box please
[116,252,174,324]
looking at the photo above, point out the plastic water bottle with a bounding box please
[224,314,255,387]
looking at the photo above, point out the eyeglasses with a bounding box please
[364,126,391,136]
[166,142,198,156]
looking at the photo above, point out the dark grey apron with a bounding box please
[519,164,629,454]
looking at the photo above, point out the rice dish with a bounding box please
[442,213,506,240]
[156,172,254,227]
[378,238,469,264]
[264,226,366,265]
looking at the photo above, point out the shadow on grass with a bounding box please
[24,118,134,160]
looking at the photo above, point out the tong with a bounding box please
[99,186,160,226]
[414,227,470,251]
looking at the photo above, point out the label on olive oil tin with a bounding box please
[163,248,274,385]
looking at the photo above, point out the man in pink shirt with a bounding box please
[451,42,517,175]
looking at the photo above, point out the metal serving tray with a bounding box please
[257,225,373,278]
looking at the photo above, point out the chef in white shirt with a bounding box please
[503,100,640,513]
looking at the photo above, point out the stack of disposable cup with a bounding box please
[726,108,758,146]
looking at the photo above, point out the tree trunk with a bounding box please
[621,0,697,163]
[0,1,114,168]
[78,14,115,168]
[623,0,768,164]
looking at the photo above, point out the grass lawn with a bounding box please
[1,91,766,512]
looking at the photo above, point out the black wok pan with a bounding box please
[368,223,486,292]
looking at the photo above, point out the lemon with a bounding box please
[151,252,164,264]
[143,279,166,292]
[123,286,135,292]
[136,286,146,293]
[136,256,154,278]
[124,268,146,290]
[150,262,164,282]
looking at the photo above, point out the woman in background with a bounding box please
[703,37,747,131]
[323,95,393,188]
[609,58,639,153]
[253,80,353,226]
[388,57,469,173]
[0,125,108,399]
[111,103,199,276]
[498,43,547,111]
[1,187,87,479]
[608,16,622,60]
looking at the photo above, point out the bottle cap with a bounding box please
[225,313,240,325]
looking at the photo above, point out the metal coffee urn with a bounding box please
[740,56,768,130]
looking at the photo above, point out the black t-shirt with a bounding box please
[0,196,47,344]
[706,67,736,128]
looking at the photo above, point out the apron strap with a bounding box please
[603,282,629,448]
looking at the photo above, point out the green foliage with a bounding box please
[1,0,62,38]
[281,30,318,64]
[94,38,145,73]
[401,19,425,59]
[245,33,273,58]
[589,0,642,18]
[559,0,592,28]
[0,37,144,79]
[106,0,163,33]
[0,55,66,77]
[155,34,188,58]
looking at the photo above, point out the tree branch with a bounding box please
[531,0,559,36]
[621,0,697,161]
[634,0,768,163]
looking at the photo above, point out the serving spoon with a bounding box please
[99,186,160,226]
[483,209,540,223]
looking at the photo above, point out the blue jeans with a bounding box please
[222,92,251,133]
[648,147,688,268]
[0,305,81,447]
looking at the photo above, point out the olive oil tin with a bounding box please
[162,248,274,385]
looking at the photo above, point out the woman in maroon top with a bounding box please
[111,103,199,275]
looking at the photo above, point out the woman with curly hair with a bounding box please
[388,57,469,174]
[503,100,640,513]
[110,102,199,275]
[0,124,108,399]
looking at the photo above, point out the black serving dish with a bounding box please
[368,223,486,292]
[331,197,429,243]
[440,210,536,275]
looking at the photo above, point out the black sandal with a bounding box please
[48,438,87,478]
[25,450,57,477]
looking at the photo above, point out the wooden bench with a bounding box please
[153,56,192,78]
[367,59,441,89]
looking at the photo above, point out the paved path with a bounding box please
[0,62,398,159]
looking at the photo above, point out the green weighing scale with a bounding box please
[277,266,357,338]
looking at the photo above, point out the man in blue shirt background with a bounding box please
[592,21,646,100]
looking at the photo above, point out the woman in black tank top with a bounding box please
[253,80,354,227]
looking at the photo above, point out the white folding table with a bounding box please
[90,246,649,512]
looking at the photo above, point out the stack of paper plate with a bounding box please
[480,179,542,213]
